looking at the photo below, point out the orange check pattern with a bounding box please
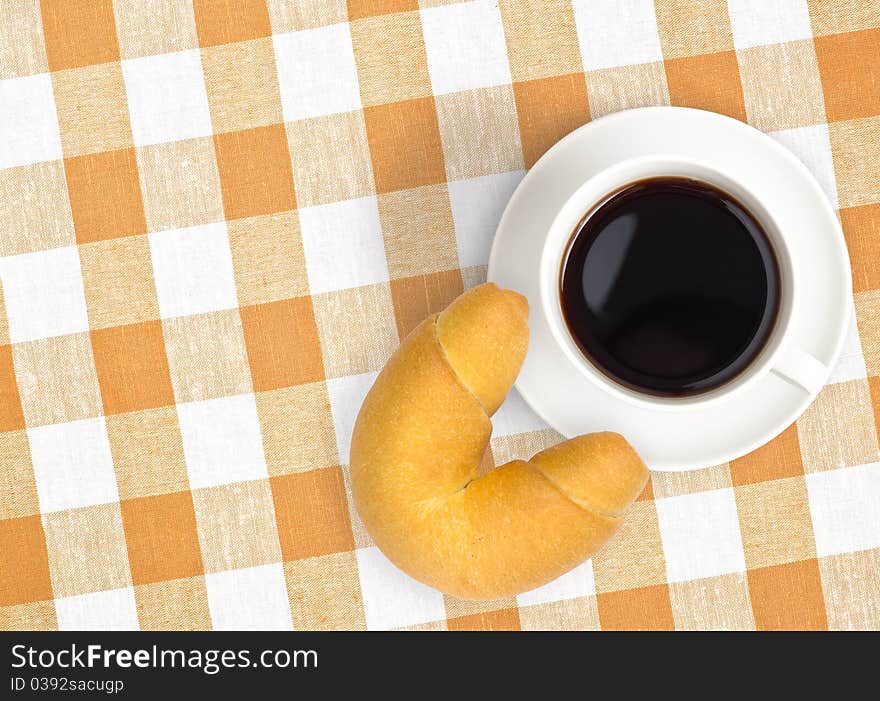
[1,0,879,631]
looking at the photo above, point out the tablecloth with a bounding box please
[0,0,878,631]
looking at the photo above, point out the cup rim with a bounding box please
[539,154,797,412]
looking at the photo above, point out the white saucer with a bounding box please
[487,107,852,471]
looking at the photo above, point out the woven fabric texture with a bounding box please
[1,0,879,631]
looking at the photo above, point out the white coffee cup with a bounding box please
[538,154,828,412]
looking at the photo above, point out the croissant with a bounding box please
[350,283,648,600]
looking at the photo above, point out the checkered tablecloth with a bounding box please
[1,0,878,631]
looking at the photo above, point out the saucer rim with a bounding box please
[487,106,853,472]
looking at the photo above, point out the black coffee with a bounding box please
[560,177,780,397]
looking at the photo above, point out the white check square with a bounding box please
[122,49,213,146]
[178,394,269,489]
[29,418,119,513]
[298,197,389,295]
[655,488,746,582]
[274,23,361,121]
[807,462,880,557]
[55,587,139,631]
[421,0,511,95]
[448,171,525,269]
[149,222,238,318]
[517,560,596,607]
[572,0,663,71]
[0,73,62,168]
[206,563,294,630]
[356,546,446,630]
[727,0,813,50]
[0,246,89,343]
[327,372,378,464]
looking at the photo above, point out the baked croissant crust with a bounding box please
[350,283,648,600]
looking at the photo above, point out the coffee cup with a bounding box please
[539,155,828,412]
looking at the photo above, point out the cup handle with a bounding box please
[772,347,828,394]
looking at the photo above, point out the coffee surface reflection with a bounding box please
[560,177,780,397]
